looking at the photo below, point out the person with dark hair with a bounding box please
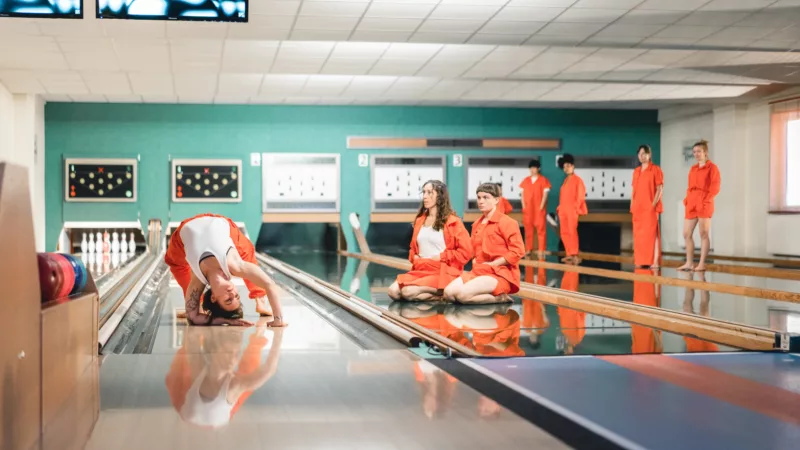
[443,183,525,304]
[631,144,664,269]
[679,140,720,272]
[557,154,588,263]
[165,213,285,327]
[519,159,551,258]
[388,180,472,301]
[495,182,513,214]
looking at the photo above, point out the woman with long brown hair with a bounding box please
[388,180,472,301]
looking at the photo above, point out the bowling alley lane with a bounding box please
[87,270,567,450]
[267,251,742,356]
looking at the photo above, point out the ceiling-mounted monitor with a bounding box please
[96,0,247,22]
[0,0,83,18]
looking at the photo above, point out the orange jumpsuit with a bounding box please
[165,213,266,299]
[471,310,525,357]
[631,269,662,354]
[558,271,585,353]
[519,175,551,253]
[631,164,664,267]
[683,161,721,219]
[499,197,513,214]
[461,211,526,295]
[557,174,588,256]
[397,214,472,290]
[165,331,269,425]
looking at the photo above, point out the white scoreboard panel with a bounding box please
[465,157,535,212]
[573,168,632,201]
[371,155,446,212]
[262,153,340,212]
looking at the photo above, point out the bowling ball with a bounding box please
[63,254,87,294]
[51,253,75,299]
[37,253,64,303]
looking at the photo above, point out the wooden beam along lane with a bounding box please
[620,249,800,269]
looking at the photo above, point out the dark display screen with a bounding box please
[96,0,247,22]
[0,0,83,18]
[173,162,241,202]
[66,161,136,202]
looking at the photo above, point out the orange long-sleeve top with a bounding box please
[557,174,588,216]
[519,175,551,218]
[470,211,526,292]
[165,213,266,299]
[631,163,664,214]
[408,213,473,273]
[684,161,721,209]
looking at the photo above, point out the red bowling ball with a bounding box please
[37,253,64,303]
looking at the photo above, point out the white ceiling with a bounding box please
[2,0,800,107]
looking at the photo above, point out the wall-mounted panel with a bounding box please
[371,156,445,212]
[465,157,534,212]
[262,153,340,213]
[1,0,82,18]
[64,158,137,203]
[96,0,246,22]
[562,156,637,212]
[171,158,242,203]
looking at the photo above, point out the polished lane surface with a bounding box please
[86,278,566,449]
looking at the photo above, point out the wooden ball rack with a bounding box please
[0,163,100,450]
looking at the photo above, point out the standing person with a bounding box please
[679,140,721,272]
[496,183,513,214]
[388,180,472,301]
[631,145,664,269]
[519,159,551,258]
[443,183,525,304]
[557,154,588,264]
[165,213,285,327]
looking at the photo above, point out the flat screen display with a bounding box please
[0,0,83,18]
[171,159,242,203]
[64,158,137,202]
[96,0,246,22]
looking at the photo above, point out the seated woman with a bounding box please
[388,180,472,301]
[444,183,525,304]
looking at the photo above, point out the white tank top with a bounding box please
[180,366,235,428]
[179,216,234,285]
[417,226,446,259]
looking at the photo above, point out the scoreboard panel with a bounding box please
[171,159,242,203]
[64,158,137,202]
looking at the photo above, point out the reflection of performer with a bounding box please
[443,304,525,357]
[630,145,664,269]
[165,319,283,427]
[521,266,550,349]
[557,265,585,355]
[681,271,719,352]
[631,268,662,354]
[679,140,720,272]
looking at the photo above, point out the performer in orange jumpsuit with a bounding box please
[519,160,551,258]
[631,269,662,354]
[556,154,588,264]
[631,144,664,269]
[165,213,285,327]
[444,183,525,304]
[496,183,513,214]
[388,180,472,301]
[165,320,283,427]
[679,140,721,272]
[682,271,719,352]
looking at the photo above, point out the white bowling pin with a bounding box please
[87,233,95,253]
[95,232,102,254]
[120,233,128,253]
[103,230,110,254]
[80,233,88,254]
[111,252,120,269]
[129,232,136,252]
[111,231,120,253]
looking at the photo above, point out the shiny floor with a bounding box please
[86,281,566,449]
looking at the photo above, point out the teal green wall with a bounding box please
[45,104,659,251]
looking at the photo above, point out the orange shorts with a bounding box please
[460,263,512,296]
[396,258,458,291]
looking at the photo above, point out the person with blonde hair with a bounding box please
[679,140,720,272]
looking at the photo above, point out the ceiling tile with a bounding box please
[0,19,40,36]
[332,42,389,58]
[350,30,413,41]
[277,42,336,59]
[494,6,566,21]
[638,0,710,11]
[213,96,251,104]
[166,22,229,39]
[555,8,628,23]
[593,23,663,37]
[365,2,436,18]
[424,79,482,99]
[102,21,167,38]
[416,60,475,76]
[479,20,547,34]
[537,22,607,36]
[301,75,354,95]
[217,74,264,96]
[250,1,301,15]
[383,43,443,59]
[357,17,424,31]
[261,75,308,94]
[142,95,179,104]
[462,80,519,99]
[128,73,175,96]
[417,19,487,33]
[468,34,531,45]
[173,73,218,97]
[68,94,108,103]
[572,0,643,7]
[583,35,643,46]
[677,11,751,26]
[343,76,397,95]
[37,21,104,37]
[300,1,369,16]
[428,5,502,20]
[104,95,143,103]
[432,44,495,61]
[82,72,132,95]
[290,29,354,41]
[370,58,431,75]
[700,0,775,12]
[653,25,723,39]
[222,41,278,72]
[617,9,688,25]
[0,71,45,93]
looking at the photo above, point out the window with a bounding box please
[770,99,800,212]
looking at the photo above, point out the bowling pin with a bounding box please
[95,232,102,254]
[120,232,128,253]
[87,233,95,253]
[112,252,120,269]
[129,232,136,252]
[111,231,120,253]
[80,233,88,254]
[103,230,110,254]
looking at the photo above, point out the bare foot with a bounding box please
[267,317,288,327]
[255,297,273,316]
[537,251,545,259]
[693,264,707,272]
[561,256,573,263]
[496,293,513,303]
[572,256,582,264]
[677,262,693,271]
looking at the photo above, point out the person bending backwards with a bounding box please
[165,213,286,327]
